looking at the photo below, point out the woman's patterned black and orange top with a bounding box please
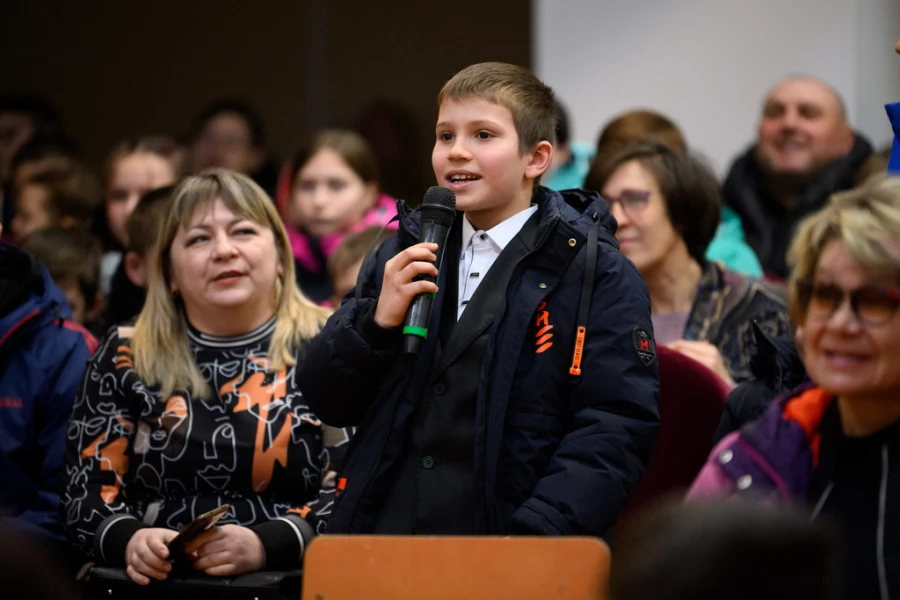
[62,317,351,570]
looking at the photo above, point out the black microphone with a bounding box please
[402,186,457,354]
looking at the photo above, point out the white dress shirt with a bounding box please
[457,205,538,320]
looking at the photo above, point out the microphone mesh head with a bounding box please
[423,186,456,210]
[420,186,456,227]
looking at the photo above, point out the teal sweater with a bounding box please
[705,206,762,277]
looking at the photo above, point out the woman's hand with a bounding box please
[125,528,177,585]
[373,243,439,328]
[185,525,266,577]
[667,340,736,388]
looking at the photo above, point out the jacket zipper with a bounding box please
[878,443,890,600]
[480,214,561,529]
[489,215,560,344]
[342,207,421,529]
[809,481,834,519]
[344,355,414,531]
[809,446,890,600]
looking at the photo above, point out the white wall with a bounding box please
[854,0,900,146]
[534,0,900,174]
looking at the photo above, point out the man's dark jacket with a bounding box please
[723,136,872,279]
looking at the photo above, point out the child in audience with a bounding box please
[327,226,394,307]
[20,227,103,331]
[105,185,174,326]
[0,94,64,235]
[9,133,79,192]
[99,137,184,295]
[189,99,279,197]
[284,130,398,304]
[11,160,101,242]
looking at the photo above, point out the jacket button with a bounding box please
[539,283,547,289]
[736,475,752,490]
[568,238,576,247]
[433,382,446,395]
[718,449,734,465]
[422,456,435,469]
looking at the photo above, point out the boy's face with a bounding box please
[59,279,87,324]
[124,245,156,289]
[11,183,54,241]
[107,153,176,248]
[331,258,364,307]
[433,97,551,230]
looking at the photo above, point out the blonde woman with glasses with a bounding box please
[689,176,900,600]
[61,169,347,586]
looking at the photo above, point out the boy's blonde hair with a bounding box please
[126,185,174,257]
[328,226,394,287]
[132,169,331,399]
[438,62,557,155]
[788,175,900,324]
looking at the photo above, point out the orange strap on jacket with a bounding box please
[569,217,599,378]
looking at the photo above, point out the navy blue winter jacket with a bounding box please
[297,187,660,537]
[0,244,97,542]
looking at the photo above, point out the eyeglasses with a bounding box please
[795,278,900,326]
[604,189,650,215]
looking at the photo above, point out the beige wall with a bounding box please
[2,1,531,192]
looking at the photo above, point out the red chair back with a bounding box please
[617,345,729,525]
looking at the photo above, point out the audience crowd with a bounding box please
[1,38,899,600]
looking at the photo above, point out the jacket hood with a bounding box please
[0,244,71,347]
[749,321,807,388]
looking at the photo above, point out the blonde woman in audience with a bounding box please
[690,176,900,599]
[62,169,348,585]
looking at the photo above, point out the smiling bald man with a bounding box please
[722,76,873,279]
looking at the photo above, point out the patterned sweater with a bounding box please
[685,261,791,384]
[61,318,350,570]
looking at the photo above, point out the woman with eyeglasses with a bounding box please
[585,141,790,386]
[689,176,900,599]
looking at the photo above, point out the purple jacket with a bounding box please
[688,383,827,503]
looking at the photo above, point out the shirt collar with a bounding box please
[460,205,538,254]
